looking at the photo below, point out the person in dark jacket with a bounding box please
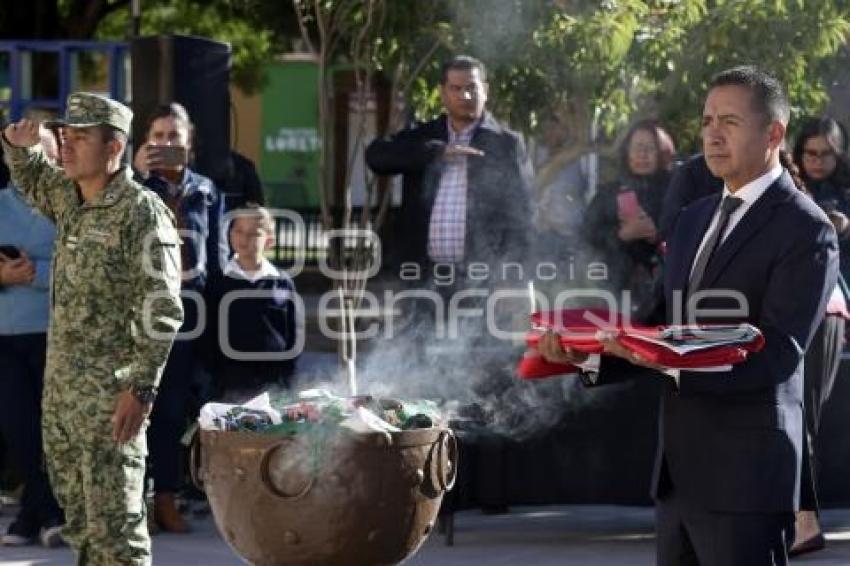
[541,65,838,566]
[583,119,676,311]
[365,55,532,273]
[793,116,850,280]
[788,117,850,555]
[133,102,227,533]
[216,150,265,212]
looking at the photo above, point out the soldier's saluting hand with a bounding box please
[3,119,40,148]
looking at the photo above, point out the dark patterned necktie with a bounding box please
[687,196,744,294]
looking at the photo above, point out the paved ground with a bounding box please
[2,504,850,565]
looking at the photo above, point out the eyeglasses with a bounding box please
[630,143,659,155]
[803,148,836,161]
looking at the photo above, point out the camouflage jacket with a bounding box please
[1,139,183,392]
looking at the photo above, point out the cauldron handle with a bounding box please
[437,430,458,491]
[188,427,204,491]
[259,441,317,500]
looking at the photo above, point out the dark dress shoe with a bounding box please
[789,532,826,557]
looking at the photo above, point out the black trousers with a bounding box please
[147,296,204,494]
[800,315,845,512]
[0,333,63,529]
[147,338,197,494]
[656,489,794,566]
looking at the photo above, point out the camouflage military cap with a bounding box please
[47,92,133,135]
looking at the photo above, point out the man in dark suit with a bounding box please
[365,55,532,272]
[540,66,839,565]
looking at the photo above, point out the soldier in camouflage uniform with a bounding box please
[1,92,183,565]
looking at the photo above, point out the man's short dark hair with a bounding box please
[709,65,790,124]
[440,55,487,84]
[144,102,193,136]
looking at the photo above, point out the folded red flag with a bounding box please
[517,308,764,380]
[517,350,578,380]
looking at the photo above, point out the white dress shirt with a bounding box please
[224,256,281,283]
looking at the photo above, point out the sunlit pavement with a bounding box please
[2,504,850,565]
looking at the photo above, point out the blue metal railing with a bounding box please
[271,208,328,268]
[0,40,129,122]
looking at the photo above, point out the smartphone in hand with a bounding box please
[148,145,188,168]
[616,190,641,220]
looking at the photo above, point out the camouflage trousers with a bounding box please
[42,385,151,566]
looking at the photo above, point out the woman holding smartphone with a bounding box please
[133,102,227,534]
[583,119,676,312]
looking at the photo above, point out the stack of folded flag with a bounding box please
[518,308,765,380]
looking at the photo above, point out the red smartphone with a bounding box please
[616,190,641,220]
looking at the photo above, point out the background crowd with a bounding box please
[0,56,849,560]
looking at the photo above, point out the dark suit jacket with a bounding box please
[659,154,723,241]
[365,112,532,268]
[589,171,839,513]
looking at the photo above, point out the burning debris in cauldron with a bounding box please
[199,389,444,435]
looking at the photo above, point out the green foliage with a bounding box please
[423,0,850,152]
[390,0,654,133]
[96,0,275,94]
[648,0,850,150]
[85,0,850,152]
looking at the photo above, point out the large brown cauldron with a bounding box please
[192,427,457,565]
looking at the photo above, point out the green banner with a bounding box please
[260,59,320,209]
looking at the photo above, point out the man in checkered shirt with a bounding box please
[366,55,532,274]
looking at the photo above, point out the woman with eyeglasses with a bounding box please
[794,117,850,261]
[788,117,850,556]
